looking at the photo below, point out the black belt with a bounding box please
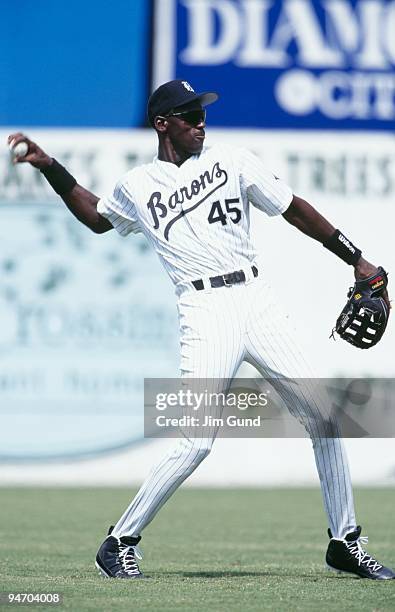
[192,266,258,291]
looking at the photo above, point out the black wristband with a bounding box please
[40,159,77,195]
[323,229,362,265]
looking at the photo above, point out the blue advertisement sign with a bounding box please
[153,0,395,129]
[1,0,151,127]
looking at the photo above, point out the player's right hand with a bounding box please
[7,132,53,170]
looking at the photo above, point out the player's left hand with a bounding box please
[354,257,391,312]
[333,262,390,348]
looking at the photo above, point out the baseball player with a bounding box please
[8,79,394,581]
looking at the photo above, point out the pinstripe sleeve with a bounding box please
[238,148,293,216]
[97,176,142,236]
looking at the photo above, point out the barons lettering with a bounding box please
[147,162,228,232]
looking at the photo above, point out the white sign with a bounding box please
[1,128,394,462]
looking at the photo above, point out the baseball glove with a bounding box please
[332,267,389,349]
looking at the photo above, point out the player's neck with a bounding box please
[157,140,193,167]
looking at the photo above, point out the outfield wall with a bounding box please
[0,128,394,481]
[0,439,394,487]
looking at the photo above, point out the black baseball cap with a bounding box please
[147,80,218,126]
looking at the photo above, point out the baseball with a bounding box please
[9,140,29,158]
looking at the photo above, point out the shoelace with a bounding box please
[118,542,143,576]
[345,535,383,571]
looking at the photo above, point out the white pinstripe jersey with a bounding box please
[97,144,293,285]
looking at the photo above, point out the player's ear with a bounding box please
[154,116,168,133]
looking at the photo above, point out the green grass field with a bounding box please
[0,488,394,611]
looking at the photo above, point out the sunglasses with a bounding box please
[165,109,206,126]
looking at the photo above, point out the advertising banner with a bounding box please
[0,131,179,460]
[153,0,395,129]
[1,0,151,127]
[0,128,393,463]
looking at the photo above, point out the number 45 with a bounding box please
[208,198,242,226]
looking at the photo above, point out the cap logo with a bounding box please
[182,81,194,92]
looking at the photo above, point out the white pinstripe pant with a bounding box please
[112,275,356,540]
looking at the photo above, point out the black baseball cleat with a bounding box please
[95,526,144,578]
[326,526,395,580]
